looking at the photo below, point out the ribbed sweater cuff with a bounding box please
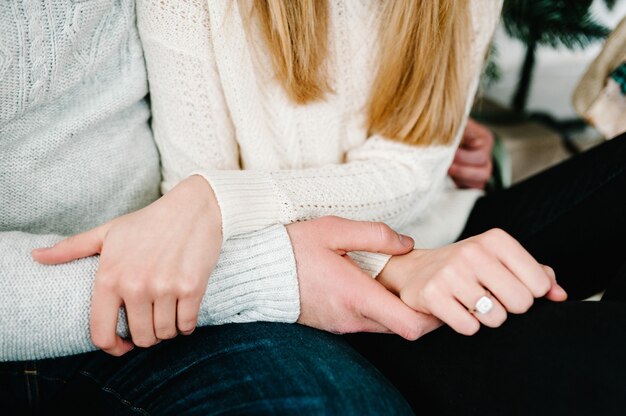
[198,224,301,324]
[192,170,283,240]
[348,251,392,278]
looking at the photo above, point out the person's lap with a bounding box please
[2,322,412,415]
[6,136,624,415]
[347,299,626,415]
[347,133,626,415]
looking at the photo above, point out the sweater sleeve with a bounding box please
[138,0,467,238]
[196,137,456,238]
[0,225,299,362]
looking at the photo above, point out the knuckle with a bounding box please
[371,222,395,245]
[458,241,482,260]
[482,228,509,243]
[438,265,459,284]
[177,280,201,299]
[532,279,552,297]
[91,333,114,350]
[152,280,174,298]
[96,274,119,292]
[123,280,148,300]
[421,281,443,304]
[424,279,450,305]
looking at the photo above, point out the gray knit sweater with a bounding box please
[0,1,299,361]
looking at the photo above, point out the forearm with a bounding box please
[0,226,299,361]
[196,136,456,240]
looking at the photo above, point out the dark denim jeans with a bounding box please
[1,323,412,415]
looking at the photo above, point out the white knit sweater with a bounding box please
[137,0,502,275]
[0,1,300,361]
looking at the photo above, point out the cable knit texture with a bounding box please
[0,1,299,361]
[137,0,502,277]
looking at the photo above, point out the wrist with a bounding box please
[181,175,223,238]
[377,249,421,295]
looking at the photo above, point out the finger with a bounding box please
[474,256,535,314]
[469,293,507,328]
[318,217,414,255]
[448,162,492,184]
[126,300,158,348]
[32,224,108,265]
[177,296,202,335]
[451,177,487,190]
[427,296,481,336]
[453,148,491,166]
[356,275,440,341]
[483,229,553,298]
[542,264,568,302]
[462,120,494,149]
[153,295,178,340]
[90,284,134,356]
[446,276,507,329]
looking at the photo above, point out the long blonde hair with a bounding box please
[252,0,471,146]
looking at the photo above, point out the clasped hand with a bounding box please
[32,178,567,356]
[33,175,222,355]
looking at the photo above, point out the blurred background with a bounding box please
[473,0,626,186]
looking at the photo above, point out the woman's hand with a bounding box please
[378,228,567,336]
[32,175,222,355]
[449,118,495,189]
[287,217,442,340]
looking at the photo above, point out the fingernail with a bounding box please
[399,234,413,247]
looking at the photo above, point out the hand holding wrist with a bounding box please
[32,175,225,355]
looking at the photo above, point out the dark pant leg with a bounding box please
[347,300,626,416]
[459,132,626,299]
[25,323,412,415]
[603,262,626,301]
[347,134,626,415]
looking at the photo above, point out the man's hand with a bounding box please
[449,118,495,189]
[287,217,442,340]
[32,175,222,356]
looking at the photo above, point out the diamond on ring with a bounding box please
[474,296,493,314]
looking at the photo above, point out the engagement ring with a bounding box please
[474,295,493,314]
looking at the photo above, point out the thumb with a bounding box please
[321,217,414,255]
[542,264,568,302]
[32,224,108,265]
